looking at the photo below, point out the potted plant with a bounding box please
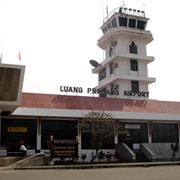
[105,152,112,163]
[81,153,87,163]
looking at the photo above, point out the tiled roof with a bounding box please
[20,92,180,114]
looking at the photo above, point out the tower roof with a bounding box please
[101,7,149,35]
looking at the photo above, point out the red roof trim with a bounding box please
[20,92,180,114]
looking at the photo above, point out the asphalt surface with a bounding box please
[1,165,180,180]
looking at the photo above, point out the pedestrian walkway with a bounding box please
[11,161,180,170]
[1,156,180,171]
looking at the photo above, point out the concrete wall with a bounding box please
[115,143,135,161]
[0,64,25,113]
[142,143,180,161]
[140,144,155,161]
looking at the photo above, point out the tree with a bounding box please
[79,111,127,163]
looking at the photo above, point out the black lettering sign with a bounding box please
[60,86,83,93]
[123,91,149,97]
[48,139,78,159]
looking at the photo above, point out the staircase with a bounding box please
[133,149,149,162]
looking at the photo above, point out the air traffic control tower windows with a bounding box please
[129,18,136,28]
[137,20,146,30]
[118,17,127,27]
[111,17,117,28]
[102,7,147,35]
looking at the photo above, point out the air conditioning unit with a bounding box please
[114,85,119,89]
[111,41,117,46]
[113,63,118,68]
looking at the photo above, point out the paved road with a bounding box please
[1,166,180,180]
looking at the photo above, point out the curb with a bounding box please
[13,161,180,170]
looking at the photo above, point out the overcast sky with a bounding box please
[0,0,180,101]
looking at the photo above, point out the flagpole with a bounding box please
[0,52,2,64]
[17,51,21,64]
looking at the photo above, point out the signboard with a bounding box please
[7,127,28,132]
[59,86,149,97]
[125,124,140,129]
[50,140,78,159]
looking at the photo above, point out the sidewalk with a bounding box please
[13,161,180,170]
[1,156,180,171]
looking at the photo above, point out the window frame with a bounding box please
[129,41,138,54]
[99,68,106,81]
[130,59,138,71]
[109,46,113,57]
[131,81,139,92]
[110,63,114,74]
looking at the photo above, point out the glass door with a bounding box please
[7,132,27,152]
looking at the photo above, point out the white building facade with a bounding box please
[92,7,155,99]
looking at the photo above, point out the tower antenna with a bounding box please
[143,3,145,11]
[121,1,126,8]
[143,3,146,17]
[102,1,104,23]
[106,5,108,19]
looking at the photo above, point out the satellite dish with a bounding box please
[89,59,99,68]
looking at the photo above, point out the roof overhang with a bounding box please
[12,107,180,122]
[98,27,153,50]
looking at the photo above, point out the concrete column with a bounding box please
[148,121,153,143]
[36,118,41,152]
[114,135,118,144]
[114,120,119,145]
[178,122,180,142]
[148,134,152,143]
[0,115,1,144]
[77,119,81,157]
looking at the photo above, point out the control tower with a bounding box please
[91,7,156,99]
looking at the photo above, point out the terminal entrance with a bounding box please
[118,122,148,149]
[7,127,28,152]
[7,130,27,152]
[1,118,37,153]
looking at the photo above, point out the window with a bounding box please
[110,63,114,74]
[82,132,114,149]
[107,23,112,29]
[111,18,117,28]
[118,17,127,27]
[129,18,136,28]
[130,60,138,71]
[118,123,148,144]
[41,120,77,149]
[102,27,108,34]
[131,81,139,92]
[129,41,137,54]
[99,68,106,81]
[152,123,178,143]
[137,20,146,30]
[109,46,113,57]
[1,118,37,151]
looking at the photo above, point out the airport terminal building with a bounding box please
[0,7,180,161]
